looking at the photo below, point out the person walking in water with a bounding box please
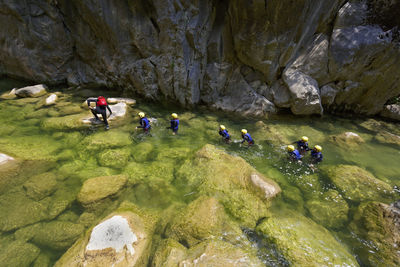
[293,136,309,155]
[287,145,302,162]
[218,125,231,143]
[166,113,179,135]
[136,112,151,133]
[241,129,254,146]
[87,96,112,130]
[310,145,323,164]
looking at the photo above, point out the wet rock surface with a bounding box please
[15,85,47,98]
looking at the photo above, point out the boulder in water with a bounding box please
[321,165,394,202]
[380,104,400,121]
[375,131,400,147]
[330,131,365,149]
[41,114,87,131]
[107,97,136,105]
[0,88,17,100]
[0,240,40,267]
[45,93,58,105]
[98,149,131,169]
[77,175,128,208]
[23,172,58,201]
[0,153,14,165]
[15,84,47,97]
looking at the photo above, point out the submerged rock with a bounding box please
[97,149,131,169]
[55,204,156,267]
[321,165,394,202]
[256,209,358,266]
[82,131,132,151]
[375,131,400,147]
[23,172,58,200]
[0,153,14,165]
[152,239,187,267]
[77,175,127,208]
[41,114,87,131]
[0,88,17,99]
[350,201,400,266]
[0,240,40,267]
[15,84,47,97]
[330,131,365,149]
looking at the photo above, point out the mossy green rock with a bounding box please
[132,142,153,162]
[0,240,40,267]
[77,175,128,207]
[322,165,394,202]
[82,131,132,151]
[256,209,358,266]
[253,121,291,145]
[330,132,365,150]
[166,196,242,247]
[41,114,87,131]
[152,239,187,267]
[179,239,263,266]
[33,253,51,267]
[177,144,281,227]
[306,189,349,229]
[98,148,131,169]
[23,172,58,200]
[292,173,322,198]
[350,201,400,266]
[375,131,400,147]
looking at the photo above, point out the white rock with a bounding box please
[344,132,360,138]
[108,102,127,120]
[15,84,47,97]
[45,94,58,105]
[251,173,280,199]
[86,215,137,255]
[107,97,136,105]
[0,153,14,165]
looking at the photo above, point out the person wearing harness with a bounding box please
[136,112,151,133]
[166,113,179,135]
[241,129,254,146]
[287,145,302,161]
[218,125,231,143]
[310,145,323,163]
[293,136,309,155]
[87,96,112,130]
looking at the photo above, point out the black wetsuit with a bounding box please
[87,98,112,126]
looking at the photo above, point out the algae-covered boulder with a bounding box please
[166,196,242,247]
[33,253,51,267]
[15,84,47,97]
[330,131,365,149]
[179,239,263,267]
[256,209,358,266]
[98,148,131,169]
[15,221,85,250]
[152,239,187,267]
[306,189,349,229]
[0,240,40,267]
[41,114,87,131]
[77,175,128,208]
[292,174,322,198]
[253,121,291,145]
[0,153,14,165]
[176,144,280,227]
[321,165,394,202]
[375,131,400,147]
[23,172,58,200]
[132,142,153,162]
[82,131,132,151]
[55,203,156,267]
[350,201,400,266]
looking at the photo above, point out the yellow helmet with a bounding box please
[314,145,322,152]
[220,125,226,130]
[171,113,178,119]
[301,136,309,142]
[138,112,145,118]
[287,145,295,152]
[241,129,247,134]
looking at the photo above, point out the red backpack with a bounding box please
[97,96,107,107]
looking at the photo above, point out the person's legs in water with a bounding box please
[99,108,109,129]
[91,109,100,121]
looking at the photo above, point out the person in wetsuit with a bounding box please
[241,129,254,146]
[166,113,179,135]
[87,96,112,129]
[293,136,309,155]
[310,145,323,164]
[287,145,302,162]
[136,112,151,133]
[218,125,231,143]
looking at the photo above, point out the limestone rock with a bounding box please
[45,93,57,105]
[375,131,400,147]
[23,172,58,201]
[152,239,187,267]
[256,209,358,266]
[320,84,339,107]
[0,153,14,165]
[330,132,365,150]
[15,84,47,97]
[380,104,400,121]
[321,165,394,202]
[0,88,17,99]
[55,205,156,267]
[108,102,127,120]
[77,175,128,207]
[107,97,136,105]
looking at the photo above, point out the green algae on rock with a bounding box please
[330,131,365,150]
[0,240,40,267]
[41,114,88,131]
[23,172,58,200]
[306,189,349,229]
[132,142,153,162]
[33,253,51,267]
[375,131,400,147]
[350,201,400,266]
[321,165,395,202]
[152,239,187,267]
[77,175,128,208]
[256,209,358,266]
[97,148,131,169]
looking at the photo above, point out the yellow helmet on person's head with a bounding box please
[138,112,145,118]
[220,125,226,130]
[171,113,178,119]
[287,145,295,152]
[314,145,322,152]
[241,129,247,134]
[301,136,309,142]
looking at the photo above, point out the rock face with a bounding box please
[15,85,47,97]
[380,104,400,121]
[1,1,399,116]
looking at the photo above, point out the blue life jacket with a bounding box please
[219,129,230,139]
[242,133,253,143]
[289,149,302,160]
[140,117,151,129]
[170,119,179,130]
[296,140,309,151]
[311,150,323,162]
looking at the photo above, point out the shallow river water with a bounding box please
[0,79,399,266]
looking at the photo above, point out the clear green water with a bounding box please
[0,79,399,266]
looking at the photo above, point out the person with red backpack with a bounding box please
[87,96,112,129]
